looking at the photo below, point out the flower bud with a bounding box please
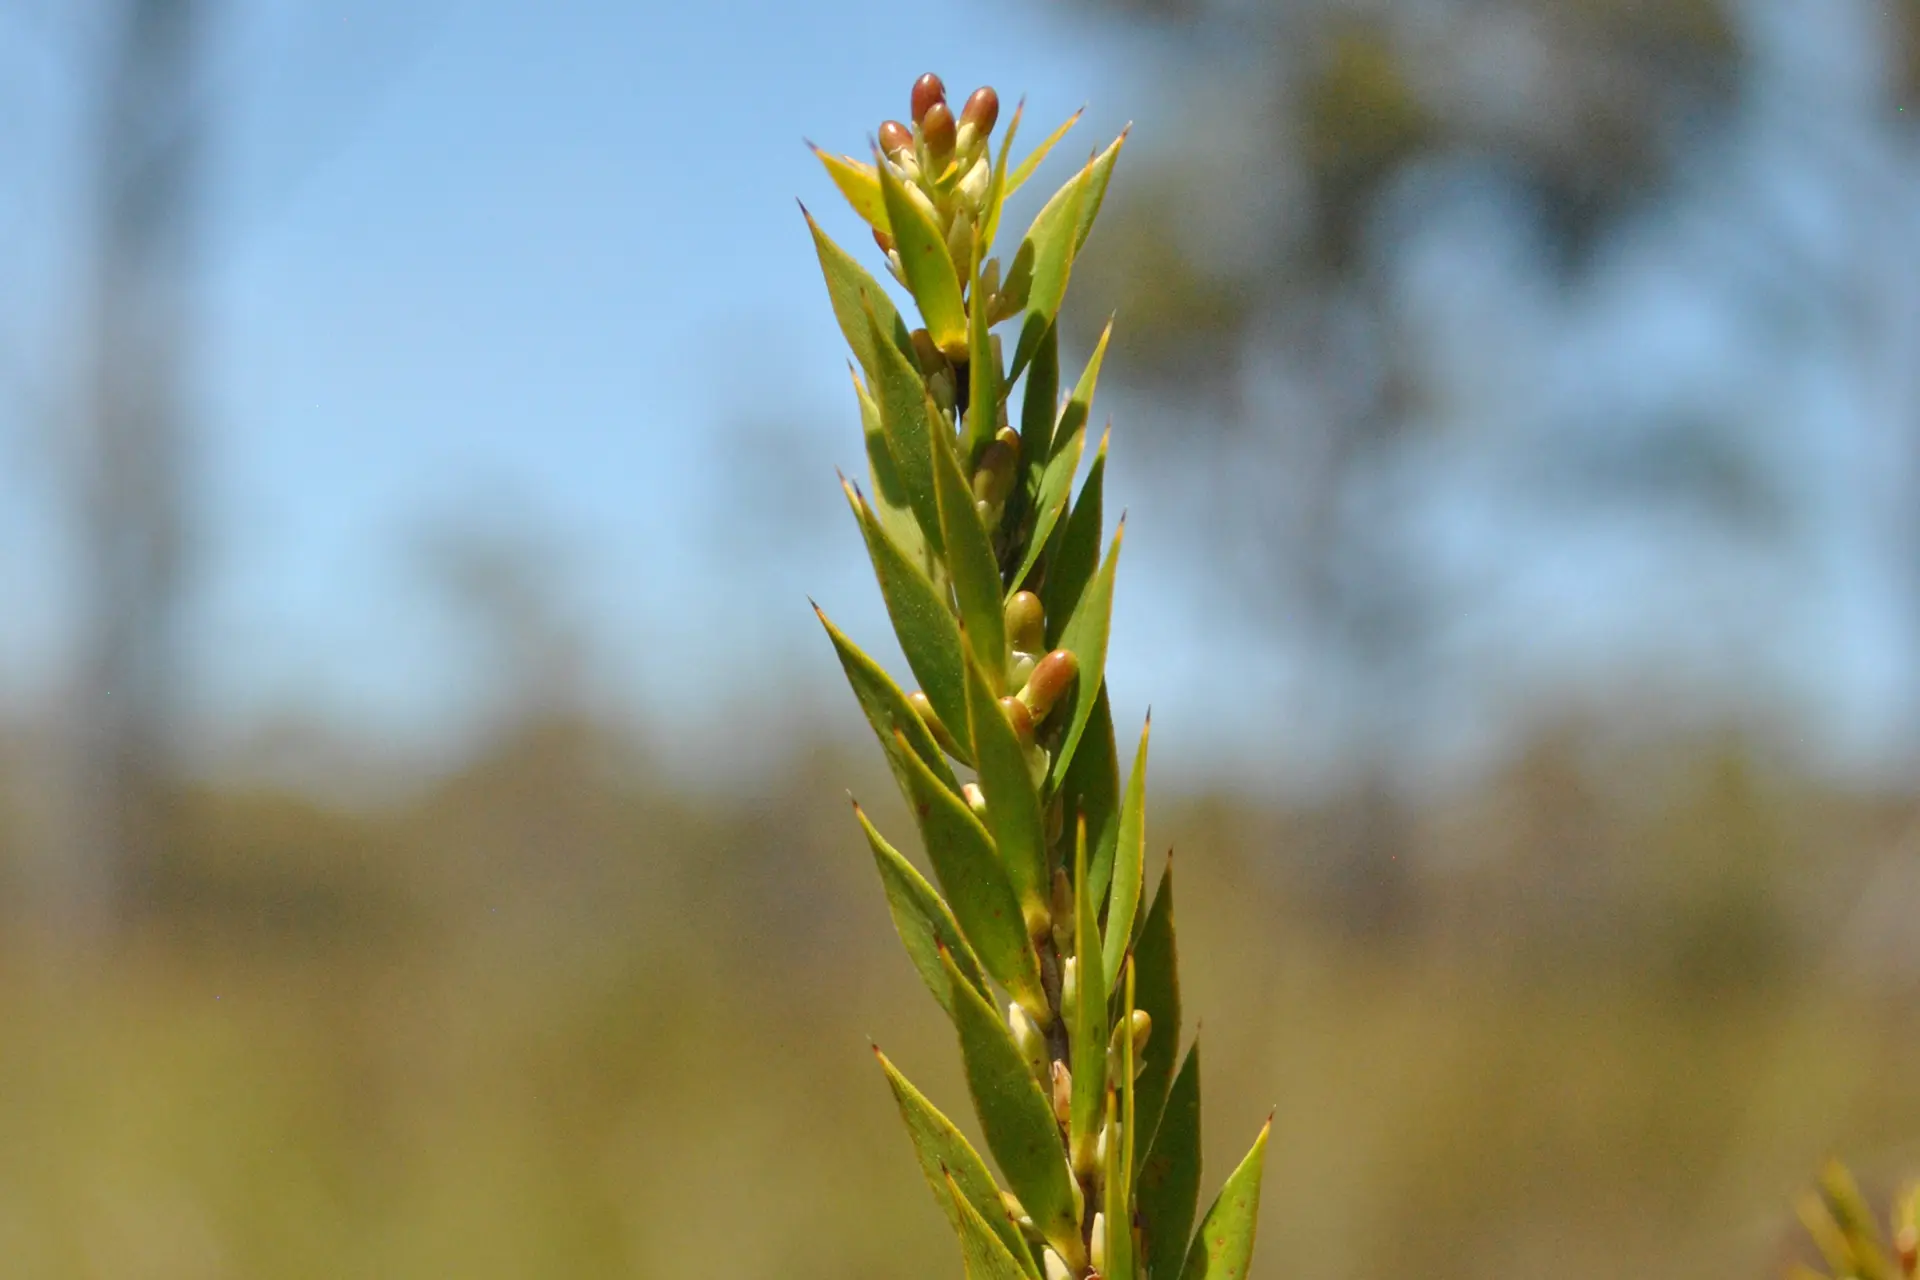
[963,781,988,819]
[1090,1214,1107,1274]
[1010,1002,1048,1080]
[1094,1124,1110,1174]
[878,119,913,159]
[1067,1162,1086,1222]
[1005,592,1045,656]
[908,690,963,758]
[871,225,895,254]
[958,156,990,207]
[921,100,957,160]
[999,694,1035,747]
[1129,1008,1152,1059]
[972,437,1016,511]
[1019,648,1080,721]
[961,86,1000,136]
[1060,956,1077,1012]
[1050,1061,1072,1127]
[911,73,947,126]
[1043,1249,1073,1280]
[1008,650,1037,691]
[884,249,907,288]
[945,205,974,277]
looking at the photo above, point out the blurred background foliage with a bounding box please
[3,0,1920,1276]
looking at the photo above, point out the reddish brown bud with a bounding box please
[961,86,1000,135]
[911,73,947,126]
[1020,648,1080,720]
[921,100,956,158]
[999,695,1035,747]
[878,119,913,159]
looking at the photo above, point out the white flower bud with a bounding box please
[963,781,988,818]
[1043,1249,1073,1280]
[959,156,990,207]
[1090,1213,1107,1274]
[1009,1002,1048,1080]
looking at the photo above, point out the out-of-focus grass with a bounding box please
[0,718,1914,1277]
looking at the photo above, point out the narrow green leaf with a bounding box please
[963,645,1048,921]
[1103,960,1137,1280]
[941,948,1081,1260]
[1016,323,1059,501]
[1007,154,1092,382]
[1138,1042,1201,1280]
[1130,859,1181,1166]
[865,300,946,560]
[1070,816,1107,1155]
[854,368,928,572]
[815,603,956,793]
[962,246,999,464]
[803,205,910,382]
[1048,521,1124,791]
[879,154,968,358]
[1070,130,1128,257]
[1051,319,1112,462]
[1177,1116,1271,1280]
[856,802,987,1017]
[810,145,889,234]
[844,480,969,763]
[980,98,1025,254]
[1061,687,1120,898]
[1010,323,1108,594]
[946,1171,1041,1280]
[900,733,1043,1013]
[934,426,1007,684]
[875,1049,1038,1277]
[1006,108,1083,196]
[1043,429,1107,647]
[1103,712,1150,991]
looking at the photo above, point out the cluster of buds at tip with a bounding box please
[1018,648,1080,722]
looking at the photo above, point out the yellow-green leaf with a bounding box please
[1130,859,1181,1166]
[1048,522,1124,792]
[962,244,999,463]
[942,948,1081,1261]
[1138,1042,1201,1280]
[1006,108,1083,197]
[1006,153,1091,382]
[1070,816,1107,1155]
[900,735,1042,1013]
[803,205,911,383]
[934,426,1007,683]
[814,602,956,794]
[964,645,1047,922]
[1102,713,1150,991]
[980,97,1026,255]
[1071,129,1127,257]
[857,803,987,1018]
[876,1049,1038,1277]
[1103,960,1137,1280]
[1178,1116,1271,1280]
[879,156,968,357]
[946,1171,1041,1280]
[853,367,927,572]
[865,301,946,560]
[1043,429,1107,646]
[811,145,889,234]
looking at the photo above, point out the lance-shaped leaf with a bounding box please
[1006,153,1091,383]
[879,155,967,358]
[1070,816,1107,1160]
[875,1049,1038,1277]
[1103,712,1150,991]
[856,802,987,1017]
[934,429,1007,684]
[810,145,888,233]
[901,734,1043,1013]
[1102,959,1138,1280]
[1178,1116,1271,1280]
[1130,859,1181,1163]
[866,300,946,560]
[1138,1042,1201,1280]
[815,604,956,793]
[844,480,969,763]
[979,97,1026,256]
[1071,129,1128,256]
[941,948,1081,1260]
[947,1171,1041,1280]
[1059,688,1120,894]
[1009,323,1059,554]
[962,247,1000,464]
[803,205,911,382]
[854,368,928,571]
[1048,521,1124,792]
[1043,429,1106,645]
[963,645,1047,922]
[1006,108,1083,197]
[1011,324,1108,593]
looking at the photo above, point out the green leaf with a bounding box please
[1130,859,1181,1166]
[803,205,911,383]
[855,802,987,1018]
[962,247,1000,464]
[879,154,968,358]
[1010,323,1059,558]
[865,300,946,560]
[810,145,889,234]
[963,645,1047,922]
[1043,429,1106,647]
[814,603,957,794]
[934,426,1007,685]
[1071,130,1128,257]
[853,368,928,571]
[946,1171,1041,1280]
[1103,960,1137,1280]
[1069,816,1107,1157]
[1010,322,1108,594]
[843,480,969,763]
[875,1049,1038,1277]
[1048,521,1124,792]
[1060,687,1120,898]
[1138,1042,1201,1280]
[941,948,1081,1260]
[1177,1116,1271,1280]
[899,734,1043,1013]
[1006,153,1092,383]
[1102,712,1150,991]
[1006,108,1083,196]
[980,98,1026,255]
[1051,319,1112,466]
